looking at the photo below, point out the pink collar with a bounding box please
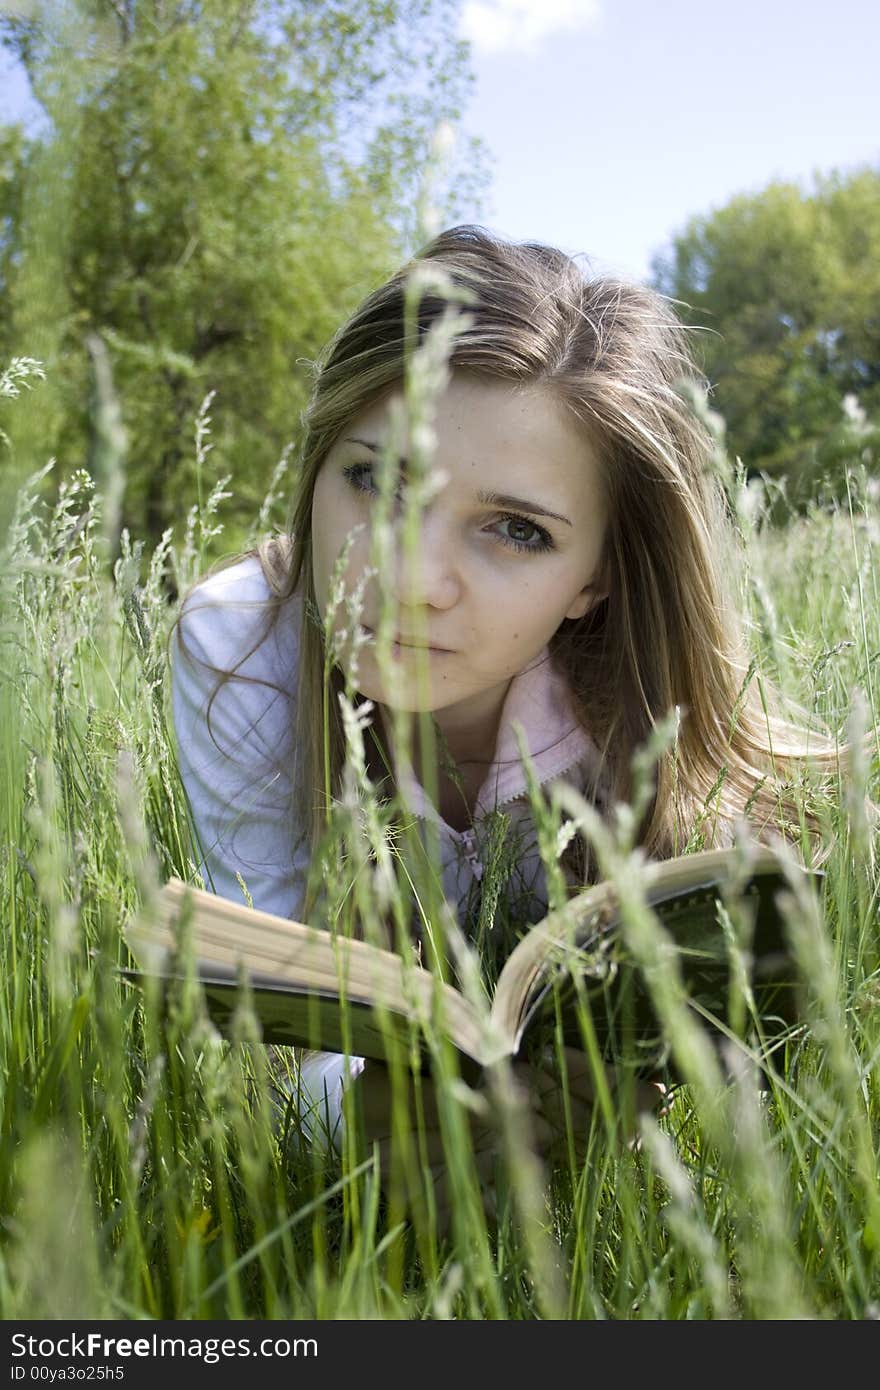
[393,647,600,831]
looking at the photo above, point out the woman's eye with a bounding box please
[342,462,380,494]
[496,516,554,554]
[342,463,553,555]
[343,462,407,502]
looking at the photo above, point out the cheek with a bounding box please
[311,481,370,604]
[310,480,340,607]
[309,492,327,602]
[502,575,545,619]
[498,575,573,640]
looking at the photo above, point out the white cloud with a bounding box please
[460,0,602,56]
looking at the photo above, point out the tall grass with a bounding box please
[0,350,878,1320]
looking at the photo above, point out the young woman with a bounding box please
[171,224,850,1202]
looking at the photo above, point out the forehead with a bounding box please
[339,374,604,502]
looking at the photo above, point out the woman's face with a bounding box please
[310,374,608,750]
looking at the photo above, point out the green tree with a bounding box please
[1,0,486,559]
[651,167,880,510]
[0,124,26,339]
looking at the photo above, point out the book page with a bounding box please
[490,845,793,1054]
[125,879,488,1065]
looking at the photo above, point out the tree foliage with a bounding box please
[651,167,880,511]
[0,0,486,557]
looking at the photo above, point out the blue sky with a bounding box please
[2,0,878,284]
[456,0,880,280]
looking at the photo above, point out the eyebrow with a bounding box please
[344,437,573,527]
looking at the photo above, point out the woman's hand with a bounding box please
[343,1059,556,1234]
[521,1046,671,1163]
[343,1050,671,1233]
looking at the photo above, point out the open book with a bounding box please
[123,846,821,1075]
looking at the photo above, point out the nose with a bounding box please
[388,510,460,609]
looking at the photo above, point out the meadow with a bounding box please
[1,351,878,1321]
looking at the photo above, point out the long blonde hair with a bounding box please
[179,224,865,917]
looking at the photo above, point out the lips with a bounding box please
[394,636,450,652]
[362,626,452,653]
